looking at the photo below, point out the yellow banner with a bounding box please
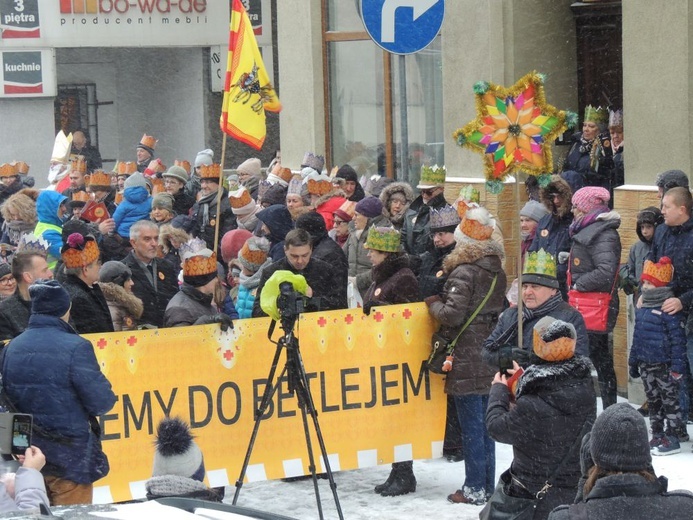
[86,303,445,503]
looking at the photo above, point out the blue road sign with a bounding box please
[360,0,445,55]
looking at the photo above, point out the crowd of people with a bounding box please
[0,108,691,518]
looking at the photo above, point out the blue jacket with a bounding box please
[34,190,67,261]
[2,314,116,484]
[630,305,687,374]
[647,217,693,311]
[235,284,256,319]
[113,186,151,238]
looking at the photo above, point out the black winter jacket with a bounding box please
[647,216,693,311]
[62,275,115,335]
[122,253,179,328]
[401,192,447,255]
[0,293,31,341]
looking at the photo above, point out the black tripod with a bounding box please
[232,315,344,520]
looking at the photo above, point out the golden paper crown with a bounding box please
[62,234,100,269]
[419,164,446,186]
[271,164,293,183]
[239,240,269,267]
[71,156,87,174]
[71,191,90,203]
[364,226,401,253]
[532,317,576,362]
[174,159,191,174]
[11,161,29,175]
[183,252,218,278]
[139,134,158,150]
[459,215,493,241]
[199,163,222,180]
[117,161,137,175]
[583,105,608,125]
[114,191,124,205]
[86,170,113,188]
[307,178,333,196]
[0,163,18,178]
[149,160,166,174]
[229,187,253,209]
[151,178,165,195]
[523,249,557,279]
[641,257,674,287]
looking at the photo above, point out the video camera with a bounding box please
[0,413,32,455]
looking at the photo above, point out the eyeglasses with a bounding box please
[421,189,435,196]
[333,219,348,226]
[0,276,15,285]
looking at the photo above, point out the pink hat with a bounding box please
[220,229,253,263]
[571,186,610,213]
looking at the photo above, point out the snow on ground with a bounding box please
[225,398,693,520]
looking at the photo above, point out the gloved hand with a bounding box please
[511,347,530,367]
[424,295,442,307]
[195,313,234,332]
[363,302,373,316]
[557,251,570,265]
[629,364,640,379]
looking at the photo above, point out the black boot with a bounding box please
[374,464,396,494]
[379,461,416,496]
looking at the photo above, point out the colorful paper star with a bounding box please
[453,72,574,192]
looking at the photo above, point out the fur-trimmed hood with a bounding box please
[372,252,410,285]
[379,181,415,225]
[159,224,191,254]
[99,282,144,319]
[515,356,592,400]
[442,240,504,274]
[313,188,347,208]
[540,175,573,218]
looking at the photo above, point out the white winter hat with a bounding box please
[194,149,214,168]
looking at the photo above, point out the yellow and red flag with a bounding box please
[220,0,281,150]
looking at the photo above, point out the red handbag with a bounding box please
[567,261,617,333]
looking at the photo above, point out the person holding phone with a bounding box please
[485,318,596,519]
[0,445,50,513]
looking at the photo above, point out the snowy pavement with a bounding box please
[224,399,693,520]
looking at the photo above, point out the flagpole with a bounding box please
[516,174,523,343]
[213,133,228,256]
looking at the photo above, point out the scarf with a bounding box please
[491,292,564,347]
[197,191,219,228]
[569,206,609,237]
[640,286,675,308]
[240,259,271,290]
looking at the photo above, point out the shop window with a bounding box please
[54,83,100,150]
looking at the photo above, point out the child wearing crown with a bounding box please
[629,257,688,456]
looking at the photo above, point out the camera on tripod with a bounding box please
[277,281,307,324]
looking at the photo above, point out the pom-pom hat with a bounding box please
[454,206,494,243]
[61,233,100,269]
[641,257,674,287]
[29,279,71,318]
[152,417,205,482]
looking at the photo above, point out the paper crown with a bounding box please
[641,257,673,287]
[457,207,493,242]
[306,175,333,196]
[533,316,576,362]
[419,164,446,187]
[458,185,480,204]
[71,156,87,174]
[228,186,254,211]
[456,199,479,219]
[287,175,303,196]
[199,163,222,180]
[61,233,100,269]
[301,152,325,173]
[334,200,356,222]
[138,134,158,151]
[0,163,17,178]
[180,238,217,278]
[11,161,29,175]
[257,180,271,201]
[86,170,113,188]
[147,160,166,174]
[117,161,137,176]
[238,237,270,271]
[364,226,401,253]
[608,109,623,129]
[429,205,461,231]
[70,191,90,204]
[16,232,49,256]
[174,159,191,174]
[114,191,124,205]
[151,178,166,195]
[269,164,293,184]
[584,105,608,125]
[51,131,73,164]
[523,249,559,288]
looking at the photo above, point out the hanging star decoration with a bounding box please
[453,71,576,194]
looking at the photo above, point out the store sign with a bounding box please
[0,0,41,38]
[0,1,229,47]
[0,49,56,97]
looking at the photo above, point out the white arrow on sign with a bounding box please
[381,0,439,43]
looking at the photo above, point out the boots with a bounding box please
[377,461,416,496]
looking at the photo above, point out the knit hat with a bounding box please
[124,172,148,190]
[29,280,71,317]
[333,200,356,223]
[152,193,174,213]
[590,403,651,472]
[266,164,292,187]
[0,262,11,280]
[523,249,559,289]
[180,238,218,287]
[520,200,550,223]
[296,211,327,239]
[99,261,133,286]
[335,164,358,183]
[229,187,257,216]
[532,316,576,362]
[571,186,610,213]
[355,196,383,219]
[429,205,461,233]
[152,417,205,482]
[454,206,494,244]
[220,229,253,263]
[194,149,214,168]
[655,169,690,192]
[61,233,100,269]
[163,165,189,184]
[417,164,446,189]
[238,236,270,273]
[261,183,288,207]
[301,152,325,173]
[364,226,400,253]
[237,158,262,179]
[137,134,158,156]
[641,257,674,287]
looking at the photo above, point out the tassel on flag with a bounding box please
[220,0,281,150]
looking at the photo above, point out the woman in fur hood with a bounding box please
[425,206,507,506]
[159,223,191,275]
[0,188,38,247]
[379,181,414,231]
[98,261,144,331]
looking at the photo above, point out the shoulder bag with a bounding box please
[567,257,618,333]
[427,274,497,374]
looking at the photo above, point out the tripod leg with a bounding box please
[297,401,325,520]
[232,342,288,505]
